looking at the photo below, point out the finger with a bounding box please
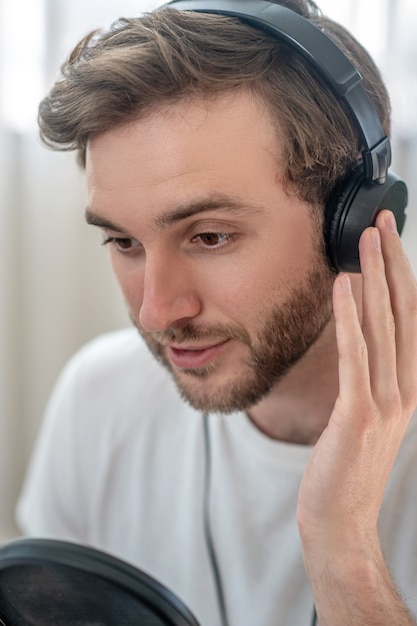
[376,210,417,406]
[359,224,397,404]
[333,273,371,407]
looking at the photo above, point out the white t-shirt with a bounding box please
[17,328,417,625]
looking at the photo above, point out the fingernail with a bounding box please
[385,211,398,233]
[371,228,381,250]
[338,274,352,293]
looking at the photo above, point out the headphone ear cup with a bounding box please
[325,167,408,273]
[325,164,363,273]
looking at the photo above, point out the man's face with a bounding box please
[86,90,335,413]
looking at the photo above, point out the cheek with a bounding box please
[111,260,145,314]
[216,231,315,308]
[194,254,287,327]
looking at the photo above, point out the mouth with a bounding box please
[166,339,230,370]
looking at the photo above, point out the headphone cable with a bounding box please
[203,413,230,626]
[203,413,318,626]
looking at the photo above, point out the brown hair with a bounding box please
[38,0,391,205]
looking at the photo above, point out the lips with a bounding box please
[167,340,229,369]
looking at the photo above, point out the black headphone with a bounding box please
[165,0,408,272]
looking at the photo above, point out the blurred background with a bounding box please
[0,0,416,541]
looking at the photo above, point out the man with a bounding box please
[17,0,417,624]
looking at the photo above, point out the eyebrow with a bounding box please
[154,195,261,229]
[85,210,126,233]
[85,193,262,233]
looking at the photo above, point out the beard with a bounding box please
[131,255,335,414]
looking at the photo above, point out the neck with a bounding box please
[247,274,362,445]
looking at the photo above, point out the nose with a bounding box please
[139,253,202,332]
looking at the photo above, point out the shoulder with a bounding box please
[62,326,156,380]
[17,327,200,536]
[58,327,174,396]
[395,409,417,473]
[379,410,417,616]
[382,409,417,521]
[46,327,193,435]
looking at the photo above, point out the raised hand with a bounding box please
[298,209,417,625]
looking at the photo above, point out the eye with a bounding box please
[192,232,233,249]
[102,236,141,255]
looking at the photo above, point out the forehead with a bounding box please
[85,90,288,225]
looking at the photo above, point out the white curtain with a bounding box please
[1,0,416,541]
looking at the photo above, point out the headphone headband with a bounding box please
[166,0,391,183]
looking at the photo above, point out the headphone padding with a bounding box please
[326,168,407,273]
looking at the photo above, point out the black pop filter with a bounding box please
[0,538,200,625]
